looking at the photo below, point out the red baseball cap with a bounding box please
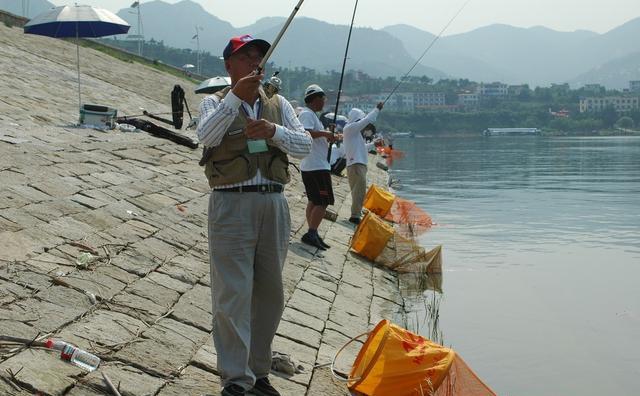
[223,34,271,60]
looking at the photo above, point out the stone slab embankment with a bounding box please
[0,22,406,396]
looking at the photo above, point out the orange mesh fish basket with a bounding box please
[332,320,496,396]
[350,212,395,261]
[364,184,396,217]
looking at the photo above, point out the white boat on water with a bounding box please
[391,131,415,138]
[483,128,541,136]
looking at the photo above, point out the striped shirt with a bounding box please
[197,89,312,189]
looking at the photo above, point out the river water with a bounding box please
[389,136,640,396]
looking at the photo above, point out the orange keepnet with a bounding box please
[363,185,433,231]
[349,320,455,396]
[348,320,497,396]
[363,184,396,217]
[350,212,395,261]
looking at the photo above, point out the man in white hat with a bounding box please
[298,84,337,249]
[343,102,384,224]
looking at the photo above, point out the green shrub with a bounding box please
[615,116,634,129]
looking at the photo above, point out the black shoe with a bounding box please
[251,377,281,396]
[301,232,326,250]
[348,217,361,225]
[317,236,331,249]
[221,384,246,396]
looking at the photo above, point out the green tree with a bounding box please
[615,116,634,129]
[523,116,538,127]
[549,117,570,131]
[518,88,531,101]
[599,105,618,128]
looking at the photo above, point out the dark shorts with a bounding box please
[301,170,335,206]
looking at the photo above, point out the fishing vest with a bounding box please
[200,87,291,188]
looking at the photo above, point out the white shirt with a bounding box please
[299,107,330,171]
[329,143,345,166]
[197,90,312,188]
[343,108,379,166]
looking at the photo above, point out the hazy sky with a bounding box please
[49,0,640,35]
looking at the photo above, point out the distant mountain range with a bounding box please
[571,51,640,88]
[112,0,639,88]
[3,0,638,89]
[383,20,640,89]
[112,0,444,79]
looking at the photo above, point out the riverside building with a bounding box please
[579,96,640,113]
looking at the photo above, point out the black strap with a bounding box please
[215,184,283,193]
[240,100,262,120]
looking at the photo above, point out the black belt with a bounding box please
[215,184,283,193]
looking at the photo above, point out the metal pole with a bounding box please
[76,22,82,117]
[287,60,291,93]
[257,0,305,72]
[195,26,200,75]
[137,3,142,56]
[327,0,359,162]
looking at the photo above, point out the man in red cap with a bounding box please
[197,35,312,396]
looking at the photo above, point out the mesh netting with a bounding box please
[363,185,434,236]
[433,354,497,396]
[384,197,434,234]
[351,211,442,274]
[344,320,496,396]
[354,185,440,275]
[375,235,442,274]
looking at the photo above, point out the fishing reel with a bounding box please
[263,71,282,98]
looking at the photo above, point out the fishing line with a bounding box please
[383,0,471,104]
[327,0,359,162]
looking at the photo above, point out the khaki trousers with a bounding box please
[208,190,290,390]
[347,163,368,218]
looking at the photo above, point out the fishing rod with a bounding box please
[257,0,305,74]
[121,110,176,118]
[200,0,306,164]
[327,0,359,163]
[383,0,471,104]
[120,109,189,122]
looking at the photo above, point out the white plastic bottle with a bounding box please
[45,339,101,372]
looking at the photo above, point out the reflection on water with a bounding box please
[400,272,445,349]
[391,136,640,396]
[400,272,443,294]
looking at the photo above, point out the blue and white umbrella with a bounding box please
[24,5,130,113]
[195,76,231,94]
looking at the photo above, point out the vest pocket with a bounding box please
[207,155,252,185]
[265,155,290,184]
[224,131,248,152]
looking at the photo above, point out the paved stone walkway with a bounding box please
[0,23,407,395]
